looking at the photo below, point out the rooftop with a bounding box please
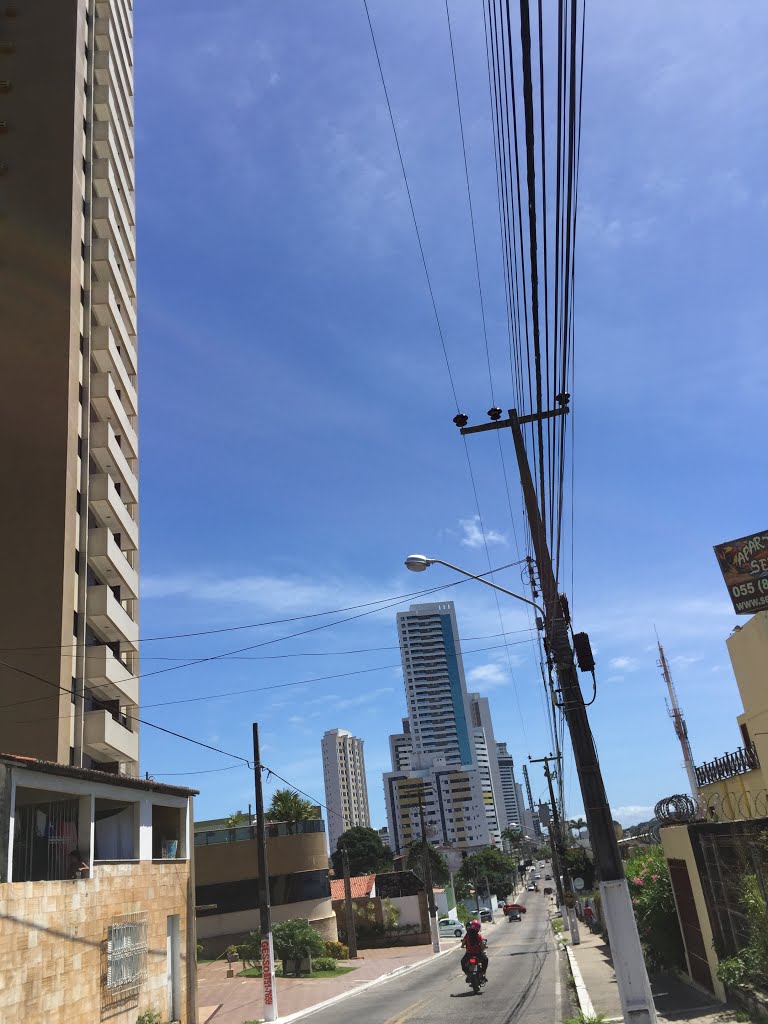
[0,751,197,797]
[330,873,377,901]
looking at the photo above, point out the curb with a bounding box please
[565,944,595,1018]
[277,945,457,1024]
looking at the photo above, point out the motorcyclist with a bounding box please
[460,920,488,982]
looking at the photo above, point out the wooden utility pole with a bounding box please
[253,724,278,1022]
[342,849,358,959]
[459,405,656,1024]
[531,754,579,944]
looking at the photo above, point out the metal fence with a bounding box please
[695,744,759,787]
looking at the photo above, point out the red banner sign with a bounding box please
[713,530,768,614]
[261,939,273,1004]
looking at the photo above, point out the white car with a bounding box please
[438,917,464,938]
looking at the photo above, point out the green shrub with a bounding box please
[626,846,685,973]
[324,940,349,960]
[312,957,338,972]
[136,1012,163,1024]
[272,919,326,964]
[196,943,204,961]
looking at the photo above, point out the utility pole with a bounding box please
[342,849,358,959]
[460,405,657,1024]
[253,723,278,1022]
[416,790,440,953]
[531,754,580,944]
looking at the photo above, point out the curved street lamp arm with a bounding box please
[428,559,545,619]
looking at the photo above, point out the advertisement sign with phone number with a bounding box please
[713,530,768,614]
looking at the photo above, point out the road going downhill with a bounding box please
[304,889,571,1024]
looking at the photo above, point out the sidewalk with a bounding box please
[566,927,736,1024]
[198,940,461,1024]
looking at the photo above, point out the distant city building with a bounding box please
[321,729,370,853]
[384,603,500,852]
[377,825,391,850]
[496,742,524,831]
[470,693,505,844]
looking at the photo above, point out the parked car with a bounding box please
[508,908,522,921]
[503,902,526,914]
[545,874,552,880]
[479,908,493,922]
[438,917,464,938]
[543,886,553,895]
[527,883,537,891]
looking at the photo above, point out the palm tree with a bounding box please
[568,818,587,844]
[266,788,319,834]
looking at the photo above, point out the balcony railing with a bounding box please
[193,818,325,846]
[695,743,759,786]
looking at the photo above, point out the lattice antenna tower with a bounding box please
[656,637,699,800]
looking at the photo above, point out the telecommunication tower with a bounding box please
[656,638,698,800]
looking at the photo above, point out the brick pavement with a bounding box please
[198,940,461,1024]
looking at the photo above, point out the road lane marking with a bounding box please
[383,997,427,1024]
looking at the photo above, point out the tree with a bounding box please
[457,847,517,901]
[331,826,393,877]
[272,918,325,975]
[266,789,319,834]
[225,809,246,829]
[567,818,588,845]
[626,846,685,972]
[564,845,595,891]
[405,839,450,886]
[501,827,524,856]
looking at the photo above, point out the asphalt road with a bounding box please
[305,889,572,1024]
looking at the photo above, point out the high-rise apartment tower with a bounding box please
[321,729,371,853]
[0,0,139,774]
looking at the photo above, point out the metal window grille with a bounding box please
[106,914,147,991]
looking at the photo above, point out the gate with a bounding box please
[668,858,714,992]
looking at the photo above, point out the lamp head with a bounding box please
[405,554,433,572]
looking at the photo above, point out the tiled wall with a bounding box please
[0,860,193,1023]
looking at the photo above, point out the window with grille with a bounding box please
[106,914,147,991]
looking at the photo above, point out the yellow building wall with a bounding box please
[660,825,725,1003]
[727,612,768,784]
[0,860,194,1024]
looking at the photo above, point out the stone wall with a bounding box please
[0,860,194,1023]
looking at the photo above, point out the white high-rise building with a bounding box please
[321,729,370,853]
[0,0,140,775]
[384,603,497,853]
[496,742,524,833]
[470,693,505,844]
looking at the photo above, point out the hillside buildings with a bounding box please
[0,0,140,775]
[321,729,371,853]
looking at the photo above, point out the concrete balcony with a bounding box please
[91,236,136,331]
[84,646,138,704]
[89,473,138,550]
[92,152,135,230]
[92,281,136,357]
[92,192,136,265]
[90,421,138,504]
[93,48,134,123]
[84,709,139,764]
[91,326,137,410]
[88,584,139,651]
[88,527,138,600]
[91,372,138,454]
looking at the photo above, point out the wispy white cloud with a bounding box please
[609,656,640,672]
[467,663,508,690]
[612,805,655,826]
[459,516,507,549]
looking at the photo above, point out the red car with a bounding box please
[503,903,527,914]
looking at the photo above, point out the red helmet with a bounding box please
[467,920,481,931]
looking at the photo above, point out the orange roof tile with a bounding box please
[330,873,376,901]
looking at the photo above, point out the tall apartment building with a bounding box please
[470,693,505,845]
[397,602,475,766]
[0,1,140,775]
[321,729,371,853]
[496,742,523,832]
[384,603,499,852]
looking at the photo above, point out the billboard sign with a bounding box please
[714,530,768,614]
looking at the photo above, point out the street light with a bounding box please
[404,555,545,618]
[404,552,657,1024]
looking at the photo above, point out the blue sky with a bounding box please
[134,2,768,830]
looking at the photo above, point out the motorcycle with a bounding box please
[464,956,486,994]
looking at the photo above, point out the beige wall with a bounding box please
[727,612,768,781]
[0,860,194,1024]
[197,896,338,954]
[195,830,329,885]
[660,825,725,1002]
